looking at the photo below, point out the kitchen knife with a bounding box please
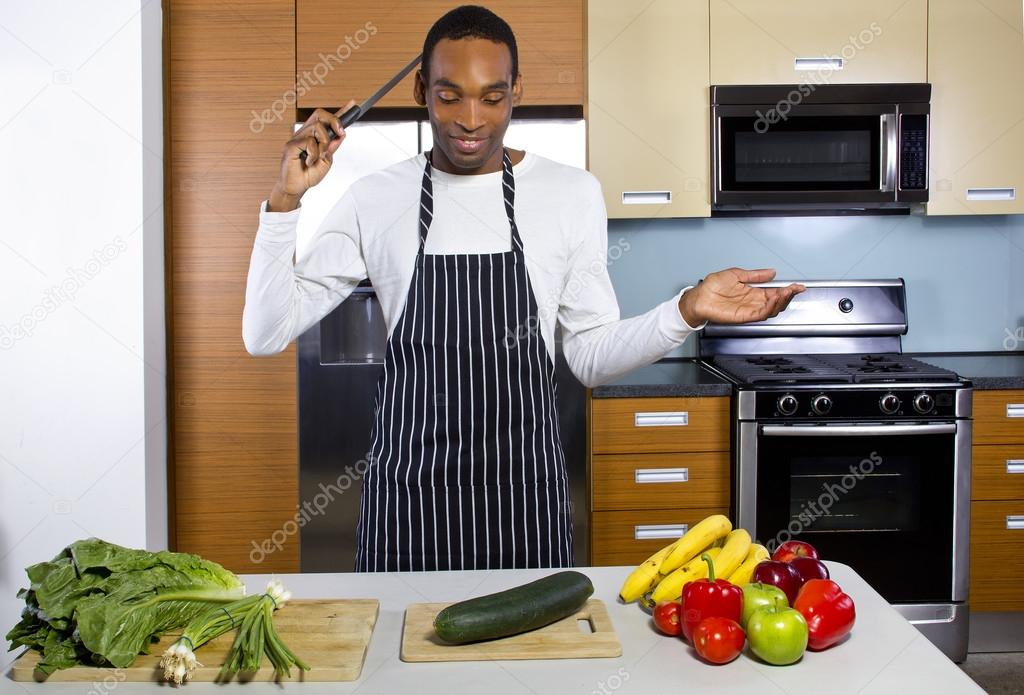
[299,52,423,164]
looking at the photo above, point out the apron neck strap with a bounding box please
[419,147,524,253]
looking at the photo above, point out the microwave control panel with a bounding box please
[899,114,928,190]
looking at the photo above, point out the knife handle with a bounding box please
[299,104,362,164]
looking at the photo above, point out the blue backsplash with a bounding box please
[606,214,1024,357]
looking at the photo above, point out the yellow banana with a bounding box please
[650,547,722,604]
[726,543,771,586]
[711,529,752,581]
[659,514,732,575]
[617,536,685,603]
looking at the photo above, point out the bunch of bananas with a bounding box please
[618,514,769,606]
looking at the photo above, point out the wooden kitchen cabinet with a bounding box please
[295,0,583,108]
[710,0,927,85]
[970,390,1024,611]
[588,395,731,565]
[586,0,711,219]
[928,0,1024,215]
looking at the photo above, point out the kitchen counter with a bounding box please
[912,351,1024,390]
[6,563,983,694]
[592,359,732,398]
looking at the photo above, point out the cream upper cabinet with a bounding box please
[927,0,1024,215]
[710,0,927,85]
[587,0,710,219]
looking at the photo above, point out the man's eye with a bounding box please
[438,95,458,104]
[484,97,503,105]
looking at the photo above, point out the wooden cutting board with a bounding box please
[401,599,621,662]
[9,599,379,683]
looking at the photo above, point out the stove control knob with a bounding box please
[879,393,901,415]
[913,392,935,414]
[777,393,800,416]
[811,394,833,415]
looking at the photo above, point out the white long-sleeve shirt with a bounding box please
[242,150,706,388]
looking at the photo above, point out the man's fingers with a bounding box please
[734,267,777,285]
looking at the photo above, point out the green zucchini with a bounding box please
[433,570,594,644]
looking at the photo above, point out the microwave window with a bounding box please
[720,116,881,192]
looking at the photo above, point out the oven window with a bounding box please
[755,430,954,603]
[720,115,881,191]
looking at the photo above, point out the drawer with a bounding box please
[974,390,1024,445]
[591,397,730,455]
[972,445,1024,501]
[592,452,730,511]
[590,507,728,566]
[969,500,1024,611]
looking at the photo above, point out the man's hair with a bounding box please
[421,5,518,84]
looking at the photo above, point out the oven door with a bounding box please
[713,103,897,208]
[737,421,969,604]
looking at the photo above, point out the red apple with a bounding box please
[789,556,830,586]
[752,560,803,605]
[771,540,819,563]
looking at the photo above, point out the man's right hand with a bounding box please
[268,101,356,212]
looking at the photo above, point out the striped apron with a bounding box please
[354,147,574,572]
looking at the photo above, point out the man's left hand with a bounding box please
[679,267,805,327]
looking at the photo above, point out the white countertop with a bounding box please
[4,562,983,694]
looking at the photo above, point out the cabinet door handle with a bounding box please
[1007,404,1024,418]
[967,188,1016,201]
[1008,460,1024,474]
[635,524,688,541]
[794,57,843,71]
[635,468,689,484]
[622,191,672,205]
[1008,516,1024,531]
[634,411,688,427]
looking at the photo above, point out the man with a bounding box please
[243,5,803,572]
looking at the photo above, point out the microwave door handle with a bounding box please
[761,423,957,437]
[880,113,897,193]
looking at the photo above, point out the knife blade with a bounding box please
[299,52,423,164]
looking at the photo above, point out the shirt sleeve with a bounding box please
[558,175,707,388]
[241,189,368,356]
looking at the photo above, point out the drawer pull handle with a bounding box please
[1007,404,1024,418]
[1009,516,1024,531]
[635,468,689,484]
[794,57,843,71]
[966,188,1016,201]
[1008,460,1024,474]
[635,524,688,541]
[622,190,672,205]
[634,411,688,427]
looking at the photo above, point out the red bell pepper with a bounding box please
[793,578,856,650]
[681,553,743,643]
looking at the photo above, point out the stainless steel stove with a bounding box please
[699,279,972,662]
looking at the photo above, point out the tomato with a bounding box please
[653,600,682,636]
[692,617,745,664]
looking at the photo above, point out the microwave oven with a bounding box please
[711,84,930,214]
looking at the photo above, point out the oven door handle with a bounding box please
[761,423,957,437]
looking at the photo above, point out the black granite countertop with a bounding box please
[591,359,732,398]
[591,352,1024,399]
[910,351,1024,390]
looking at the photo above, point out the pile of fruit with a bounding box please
[618,515,856,666]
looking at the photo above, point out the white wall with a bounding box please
[0,0,165,667]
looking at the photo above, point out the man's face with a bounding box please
[414,37,522,172]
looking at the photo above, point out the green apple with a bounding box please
[746,595,809,665]
[741,582,789,630]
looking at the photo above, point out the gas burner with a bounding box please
[747,356,794,366]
